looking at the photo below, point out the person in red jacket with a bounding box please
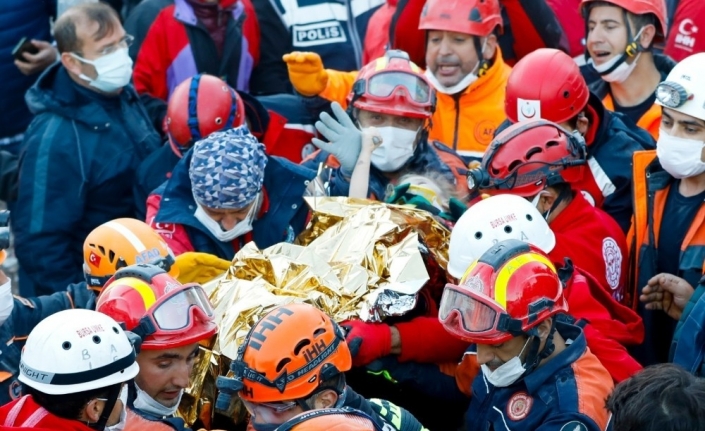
[0,309,139,430]
[467,120,629,303]
[664,0,705,62]
[126,0,259,100]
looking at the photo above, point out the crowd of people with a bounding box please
[0,0,705,429]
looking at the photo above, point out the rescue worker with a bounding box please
[468,120,629,303]
[214,303,427,431]
[502,48,655,232]
[286,0,511,162]
[449,240,615,431]
[96,264,217,430]
[629,53,705,366]
[0,309,139,430]
[147,125,316,259]
[580,0,674,139]
[0,217,176,406]
[370,240,614,430]
[303,50,467,201]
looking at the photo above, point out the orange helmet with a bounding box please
[348,50,435,119]
[439,239,568,344]
[419,0,502,36]
[580,0,667,42]
[166,74,246,157]
[83,218,178,291]
[276,408,381,431]
[505,49,590,125]
[221,303,351,404]
[96,264,217,350]
[466,120,587,196]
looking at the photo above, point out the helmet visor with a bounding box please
[439,284,502,334]
[152,285,214,330]
[242,399,298,424]
[367,71,431,104]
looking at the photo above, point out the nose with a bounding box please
[172,362,192,389]
[221,213,244,230]
[438,36,454,56]
[475,344,495,366]
[587,27,605,46]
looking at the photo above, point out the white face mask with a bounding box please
[71,47,133,93]
[0,278,14,327]
[104,385,128,431]
[194,194,259,242]
[368,126,418,172]
[133,384,182,418]
[589,29,643,84]
[425,39,487,94]
[657,133,705,179]
[480,338,531,387]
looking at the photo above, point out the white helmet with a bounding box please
[655,53,705,121]
[447,194,556,278]
[19,309,139,395]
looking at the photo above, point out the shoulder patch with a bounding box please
[601,237,622,290]
[559,421,589,431]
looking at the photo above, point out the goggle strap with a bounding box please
[132,316,157,340]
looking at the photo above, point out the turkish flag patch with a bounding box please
[88,251,102,267]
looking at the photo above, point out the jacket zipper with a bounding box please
[452,94,461,151]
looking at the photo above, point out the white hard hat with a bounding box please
[447,194,556,279]
[19,309,139,395]
[655,53,705,121]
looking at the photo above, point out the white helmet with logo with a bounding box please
[655,52,705,121]
[447,194,556,278]
[19,309,139,395]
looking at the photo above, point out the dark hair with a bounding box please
[302,373,346,407]
[606,364,705,431]
[24,382,121,420]
[585,2,658,39]
[54,2,120,54]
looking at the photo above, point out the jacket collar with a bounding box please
[523,322,585,395]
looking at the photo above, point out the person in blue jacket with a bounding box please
[147,125,316,259]
[12,3,161,297]
[366,240,615,431]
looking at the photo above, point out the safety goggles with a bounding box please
[656,81,692,108]
[242,399,299,424]
[356,71,432,106]
[135,284,214,336]
[438,284,522,338]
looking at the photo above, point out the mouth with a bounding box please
[591,50,612,63]
[160,390,182,401]
[436,64,460,76]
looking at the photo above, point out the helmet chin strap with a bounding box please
[522,319,558,377]
[90,384,122,431]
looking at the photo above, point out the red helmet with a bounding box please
[474,120,587,197]
[166,74,246,157]
[439,239,568,344]
[505,49,590,125]
[580,0,667,41]
[96,264,217,350]
[419,0,502,36]
[348,50,435,119]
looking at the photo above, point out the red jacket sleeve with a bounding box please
[133,9,170,100]
[583,324,642,382]
[240,0,260,65]
[395,316,471,363]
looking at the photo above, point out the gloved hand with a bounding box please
[174,252,231,284]
[341,319,392,367]
[312,102,361,172]
[283,51,329,97]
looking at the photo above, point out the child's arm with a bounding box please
[349,127,382,198]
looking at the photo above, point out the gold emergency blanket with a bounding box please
[179,197,450,426]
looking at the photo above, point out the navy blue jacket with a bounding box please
[671,277,705,376]
[0,282,95,405]
[13,63,161,296]
[0,0,55,140]
[303,138,465,200]
[150,151,316,259]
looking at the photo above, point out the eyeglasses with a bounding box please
[97,34,134,56]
